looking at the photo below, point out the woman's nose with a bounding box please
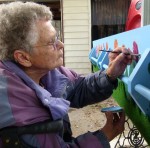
[56,40,64,50]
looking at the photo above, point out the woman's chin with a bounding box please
[57,59,64,67]
[59,57,64,64]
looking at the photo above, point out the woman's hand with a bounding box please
[101,111,125,141]
[106,46,135,80]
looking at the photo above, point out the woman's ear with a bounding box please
[14,50,32,67]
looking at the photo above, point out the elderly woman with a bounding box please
[0,1,133,148]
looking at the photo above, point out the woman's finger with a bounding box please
[113,113,119,122]
[105,112,113,123]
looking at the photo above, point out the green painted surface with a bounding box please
[112,80,150,145]
[92,65,99,72]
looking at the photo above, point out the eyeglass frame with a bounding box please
[33,36,61,50]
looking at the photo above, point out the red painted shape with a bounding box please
[125,0,142,31]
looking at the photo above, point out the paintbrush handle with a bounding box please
[99,49,141,57]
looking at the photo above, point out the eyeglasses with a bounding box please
[33,36,60,50]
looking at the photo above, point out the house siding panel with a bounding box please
[63,0,91,75]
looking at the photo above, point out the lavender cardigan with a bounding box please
[0,61,117,148]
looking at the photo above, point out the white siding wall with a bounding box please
[63,0,91,75]
[142,0,150,26]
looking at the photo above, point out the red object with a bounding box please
[125,0,142,31]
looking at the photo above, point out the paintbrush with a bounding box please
[99,49,141,57]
